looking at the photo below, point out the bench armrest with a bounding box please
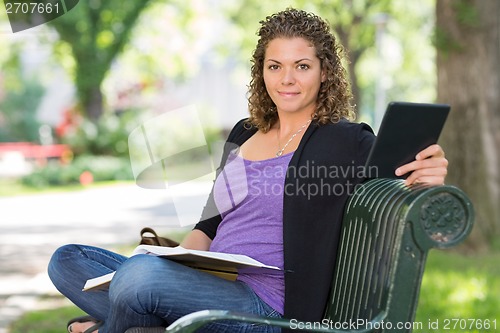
[164,310,387,333]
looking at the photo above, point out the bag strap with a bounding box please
[139,227,180,247]
[140,227,161,239]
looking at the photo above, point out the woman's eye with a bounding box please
[298,64,310,70]
[268,64,280,70]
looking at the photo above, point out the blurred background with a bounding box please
[0,0,499,332]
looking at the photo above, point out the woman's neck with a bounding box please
[274,112,314,137]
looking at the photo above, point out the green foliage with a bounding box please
[0,49,45,142]
[61,110,142,157]
[21,155,133,188]
[46,0,157,120]
[111,0,217,83]
[432,26,464,53]
[431,0,479,57]
[382,0,437,105]
[0,78,44,142]
[453,0,480,28]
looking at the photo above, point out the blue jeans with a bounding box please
[48,244,281,333]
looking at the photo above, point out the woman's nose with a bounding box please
[281,68,295,85]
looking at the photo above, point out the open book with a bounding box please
[83,245,281,291]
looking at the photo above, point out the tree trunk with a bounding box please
[85,87,104,122]
[75,59,106,122]
[436,0,500,252]
[336,29,362,117]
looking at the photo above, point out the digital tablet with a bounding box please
[364,102,450,179]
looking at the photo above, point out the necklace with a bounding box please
[276,119,312,157]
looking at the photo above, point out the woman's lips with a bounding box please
[278,91,300,97]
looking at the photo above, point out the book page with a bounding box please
[132,245,280,270]
[83,246,281,292]
[82,272,115,291]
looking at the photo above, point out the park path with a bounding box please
[0,183,198,332]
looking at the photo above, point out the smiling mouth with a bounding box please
[278,91,300,96]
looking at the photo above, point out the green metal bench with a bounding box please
[125,178,474,333]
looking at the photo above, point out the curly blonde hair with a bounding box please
[246,8,355,132]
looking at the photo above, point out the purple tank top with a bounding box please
[209,150,293,314]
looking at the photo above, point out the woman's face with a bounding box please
[263,37,325,117]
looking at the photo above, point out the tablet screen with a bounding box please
[364,102,450,179]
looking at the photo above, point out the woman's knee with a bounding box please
[109,255,162,293]
[108,255,182,310]
[48,244,82,278]
[108,256,158,309]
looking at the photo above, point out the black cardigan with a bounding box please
[194,118,375,322]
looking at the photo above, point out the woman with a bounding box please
[49,8,448,333]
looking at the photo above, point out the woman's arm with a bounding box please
[180,229,212,251]
[395,144,448,186]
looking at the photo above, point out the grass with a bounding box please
[8,305,86,333]
[413,250,500,332]
[0,179,133,197]
[8,250,500,333]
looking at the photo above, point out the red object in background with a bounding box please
[79,171,94,186]
[56,108,80,138]
[0,142,72,162]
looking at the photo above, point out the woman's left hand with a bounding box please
[395,144,448,186]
